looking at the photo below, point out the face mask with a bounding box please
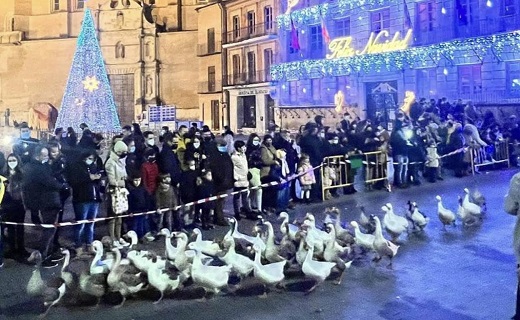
[148,156,156,162]
[218,146,227,153]
[61,132,68,138]
[133,180,141,187]
[331,139,339,145]
[147,139,155,146]
[193,142,200,149]
[21,132,30,139]
[85,159,94,166]
[160,130,166,135]
[129,146,136,153]
[7,161,17,169]
[252,140,260,146]
[189,165,196,171]
[41,159,49,164]
[319,133,325,138]
[172,144,178,150]
[119,152,128,159]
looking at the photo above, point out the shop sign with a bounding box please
[237,88,270,96]
[326,29,413,60]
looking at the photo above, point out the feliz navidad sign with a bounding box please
[326,29,413,60]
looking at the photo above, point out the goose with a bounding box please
[471,189,486,211]
[159,228,178,260]
[295,232,309,266]
[278,212,299,241]
[60,249,74,288]
[219,237,255,279]
[349,221,375,252]
[457,196,479,226]
[146,262,183,304]
[186,249,232,297]
[463,188,482,216]
[436,195,457,230]
[252,244,286,297]
[382,205,408,241]
[359,206,376,234]
[262,221,285,263]
[406,202,429,231]
[79,269,107,308]
[90,240,112,274]
[171,232,192,272]
[330,207,355,246]
[26,251,67,318]
[107,247,146,308]
[301,240,337,294]
[323,223,352,285]
[188,228,221,256]
[372,216,400,268]
[225,217,266,251]
[126,250,167,273]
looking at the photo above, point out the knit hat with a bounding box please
[215,137,227,146]
[113,141,128,153]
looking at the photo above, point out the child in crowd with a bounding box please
[425,140,441,183]
[155,173,180,232]
[196,169,215,230]
[180,158,199,225]
[126,174,154,242]
[297,154,315,203]
[141,148,159,198]
[275,149,291,213]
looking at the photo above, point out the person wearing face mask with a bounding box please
[123,136,142,179]
[206,138,234,226]
[143,131,160,155]
[299,123,325,202]
[126,175,154,242]
[2,154,30,263]
[340,113,351,133]
[13,122,39,165]
[158,132,182,187]
[155,173,180,232]
[105,140,130,248]
[245,133,263,214]
[159,126,170,143]
[67,151,103,255]
[140,148,159,197]
[183,137,206,171]
[22,145,69,268]
[231,141,252,220]
[259,135,280,213]
[179,158,199,224]
[47,142,70,250]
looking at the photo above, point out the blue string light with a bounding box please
[55,8,122,133]
[270,30,520,81]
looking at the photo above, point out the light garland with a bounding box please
[56,9,122,133]
[270,30,520,81]
[277,0,401,29]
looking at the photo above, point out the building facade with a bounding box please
[271,0,520,129]
[0,0,201,127]
[222,0,279,133]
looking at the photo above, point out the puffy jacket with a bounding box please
[105,151,127,188]
[141,161,159,195]
[22,160,64,210]
[231,152,249,188]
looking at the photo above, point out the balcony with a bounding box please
[197,41,222,57]
[225,70,271,86]
[197,81,222,94]
[223,22,277,44]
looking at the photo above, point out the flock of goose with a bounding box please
[24,187,485,318]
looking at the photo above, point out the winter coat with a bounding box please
[158,146,182,186]
[231,152,249,188]
[125,153,142,179]
[22,160,64,210]
[67,160,102,203]
[179,170,198,203]
[246,146,263,169]
[273,138,298,173]
[249,168,261,188]
[299,134,324,167]
[141,161,159,195]
[127,183,152,213]
[298,163,316,186]
[196,177,215,210]
[425,146,440,168]
[260,144,278,178]
[105,151,127,188]
[2,169,24,211]
[207,151,234,192]
[12,138,38,165]
[504,172,520,263]
[155,183,178,210]
[184,144,206,171]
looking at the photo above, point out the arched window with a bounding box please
[115,42,125,58]
[122,0,130,7]
[110,0,118,8]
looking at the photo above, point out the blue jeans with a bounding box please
[395,155,409,185]
[132,216,149,239]
[73,202,99,247]
[277,185,290,212]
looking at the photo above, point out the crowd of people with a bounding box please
[0,96,516,269]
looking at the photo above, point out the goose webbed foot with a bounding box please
[153,292,164,304]
[304,282,319,295]
[113,296,126,309]
[257,285,268,298]
[38,304,54,319]
[386,261,394,270]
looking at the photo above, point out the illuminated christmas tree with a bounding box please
[55,8,121,133]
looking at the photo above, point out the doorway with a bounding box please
[238,95,256,128]
[365,80,398,127]
[210,99,220,130]
[265,94,275,130]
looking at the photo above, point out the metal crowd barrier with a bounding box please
[321,151,390,199]
[470,139,510,175]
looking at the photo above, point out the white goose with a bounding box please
[330,207,355,245]
[457,196,478,226]
[186,249,232,297]
[188,228,220,256]
[262,221,285,263]
[372,216,400,268]
[159,229,178,260]
[350,221,375,252]
[407,202,430,231]
[382,204,409,240]
[107,247,145,308]
[219,237,255,279]
[252,244,286,297]
[171,232,192,272]
[147,263,183,304]
[323,223,353,285]
[301,240,336,294]
[463,188,482,217]
[225,217,266,252]
[278,211,299,241]
[90,240,112,274]
[436,195,457,229]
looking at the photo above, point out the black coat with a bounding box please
[299,134,324,166]
[126,153,142,179]
[67,160,102,203]
[12,138,38,165]
[208,151,234,192]
[179,170,198,203]
[196,178,215,210]
[273,139,298,173]
[22,160,64,210]
[158,146,182,186]
[127,183,152,213]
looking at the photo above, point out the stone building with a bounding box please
[271,0,520,129]
[0,0,201,127]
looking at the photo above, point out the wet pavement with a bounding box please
[0,168,518,320]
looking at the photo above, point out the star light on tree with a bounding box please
[82,76,100,92]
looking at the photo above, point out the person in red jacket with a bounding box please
[140,148,159,197]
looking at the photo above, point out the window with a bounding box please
[458,65,482,95]
[232,54,241,83]
[247,51,256,81]
[370,8,390,34]
[247,11,255,35]
[53,0,60,11]
[264,49,273,81]
[417,1,436,32]
[334,18,350,37]
[77,0,85,9]
[208,66,216,92]
[507,62,520,97]
[416,69,437,98]
[311,78,321,102]
[309,25,323,59]
[322,77,336,103]
[232,15,240,40]
[207,28,215,53]
[264,6,273,30]
[457,0,478,26]
[211,100,220,130]
[502,0,516,16]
